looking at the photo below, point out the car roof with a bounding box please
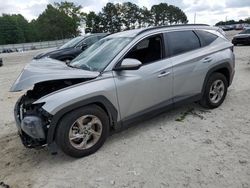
[107,24,216,39]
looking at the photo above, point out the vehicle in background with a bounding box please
[235,24,244,30]
[11,24,235,158]
[34,33,108,63]
[220,25,234,31]
[1,48,14,53]
[232,28,250,46]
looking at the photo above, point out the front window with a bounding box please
[124,35,163,65]
[70,37,132,72]
[59,36,84,49]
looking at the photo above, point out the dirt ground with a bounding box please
[0,31,249,188]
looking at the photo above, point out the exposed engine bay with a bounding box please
[25,79,87,102]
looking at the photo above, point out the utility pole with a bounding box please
[194,12,196,24]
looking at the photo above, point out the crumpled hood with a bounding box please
[34,48,72,59]
[10,58,99,92]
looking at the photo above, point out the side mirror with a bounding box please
[115,58,142,71]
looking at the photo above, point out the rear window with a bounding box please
[166,30,200,56]
[196,30,218,46]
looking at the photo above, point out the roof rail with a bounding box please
[136,24,210,36]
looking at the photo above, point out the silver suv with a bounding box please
[11,24,235,158]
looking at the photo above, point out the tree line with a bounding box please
[85,2,188,33]
[215,17,250,26]
[0,1,188,45]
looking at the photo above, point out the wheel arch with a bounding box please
[46,96,118,144]
[202,62,232,95]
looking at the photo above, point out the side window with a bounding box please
[196,30,218,46]
[166,31,200,56]
[78,36,98,48]
[124,35,163,65]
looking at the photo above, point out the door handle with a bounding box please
[158,71,170,78]
[203,57,212,63]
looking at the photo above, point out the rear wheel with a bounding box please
[56,105,109,158]
[200,73,228,109]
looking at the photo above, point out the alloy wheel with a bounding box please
[69,115,102,150]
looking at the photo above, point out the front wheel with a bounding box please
[200,73,228,109]
[56,105,109,158]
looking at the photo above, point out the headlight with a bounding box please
[21,115,45,139]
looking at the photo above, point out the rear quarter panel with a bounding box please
[171,37,233,100]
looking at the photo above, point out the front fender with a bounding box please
[46,95,119,144]
[32,72,120,144]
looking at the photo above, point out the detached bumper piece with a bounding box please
[19,130,46,149]
[17,116,46,149]
[14,98,47,149]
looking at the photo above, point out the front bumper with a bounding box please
[14,97,47,148]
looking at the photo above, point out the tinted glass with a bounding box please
[167,31,200,56]
[59,36,84,49]
[196,30,218,46]
[124,35,163,64]
[76,36,98,47]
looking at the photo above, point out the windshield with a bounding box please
[70,37,132,72]
[239,29,250,34]
[59,36,84,49]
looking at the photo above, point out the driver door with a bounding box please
[113,34,173,121]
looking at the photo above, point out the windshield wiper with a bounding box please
[66,62,79,69]
[66,62,92,71]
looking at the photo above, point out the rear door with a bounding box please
[165,30,216,102]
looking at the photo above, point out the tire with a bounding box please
[55,105,109,158]
[200,72,228,109]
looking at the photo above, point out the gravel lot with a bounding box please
[0,31,249,188]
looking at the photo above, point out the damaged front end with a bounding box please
[15,94,48,148]
[11,59,100,149]
[14,79,87,148]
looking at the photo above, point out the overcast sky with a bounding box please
[0,0,249,25]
